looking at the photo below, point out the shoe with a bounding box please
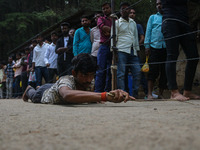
[22,85,32,102]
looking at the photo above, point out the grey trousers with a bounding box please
[26,84,53,103]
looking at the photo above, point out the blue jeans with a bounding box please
[35,66,49,86]
[26,84,53,103]
[95,44,112,92]
[162,20,199,90]
[117,52,141,98]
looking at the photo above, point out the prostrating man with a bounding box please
[55,22,74,77]
[95,2,112,93]
[32,35,49,86]
[73,15,92,56]
[44,31,58,83]
[161,0,200,100]
[144,0,167,100]
[115,2,140,97]
[22,53,135,104]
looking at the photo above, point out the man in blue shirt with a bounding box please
[144,0,167,100]
[73,16,92,56]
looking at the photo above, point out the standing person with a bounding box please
[1,61,7,98]
[22,53,135,104]
[44,31,58,83]
[32,35,49,86]
[13,52,23,98]
[21,48,29,93]
[55,22,74,77]
[69,29,75,38]
[115,2,140,97]
[27,40,37,88]
[161,0,200,100]
[5,57,14,99]
[90,13,101,64]
[128,8,148,97]
[73,15,92,56]
[95,2,112,93]
[0,63,6,98]
[144,0,167,100]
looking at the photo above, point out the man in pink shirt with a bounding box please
[95,2,112,93]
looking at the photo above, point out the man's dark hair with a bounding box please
[120,2,130,9]
[61,22,70,28]
[72,53,97,74]
[24,47,30,51]
[80,15,90,21]
[31,39,37,44]
[102,2,111,8]
[51,31,58,36]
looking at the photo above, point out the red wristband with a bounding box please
[101,92,107,102]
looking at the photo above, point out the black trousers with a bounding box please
[162,20,199,90]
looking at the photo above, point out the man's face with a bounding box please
[129,9,136,20]
[51,34,58,43]
[36,36,43,44]
[120,5,130,18]
[102,4,111,16]
[156,0,162,13]
[8,57,12,63]
[69,29,75,37]
[74,71,95,89]
[81,18,90,28]
[61,25,69,36]
[95,14,101,23]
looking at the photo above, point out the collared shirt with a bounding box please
[115,17,140,55]
[144,12,166,49]
[5,63,14,78]
[73,27,92,56]
[32,43,49,67]
[41,75,94,104]
[44,43,58,69]
[90,26,100,57]
[97,15,112,44]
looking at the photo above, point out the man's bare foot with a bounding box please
[183,91,200,100]
[147,95,154,100]
[22,85,32,102]
[171,90,189,101]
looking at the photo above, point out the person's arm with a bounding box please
[144,15,153,56]
[44,46,50,67]
[137,24,145,45]
[97,17,111,37]
[73,30,80,56]
[59,87,135,104]
[32,48,36,72]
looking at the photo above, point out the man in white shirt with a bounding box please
[115,2,141,98]
[44,31,58,83]
[32,35,49,86]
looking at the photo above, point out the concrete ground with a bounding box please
[0,99,200,150]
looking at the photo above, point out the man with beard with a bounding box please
[73,15,92,56]
[55,22,74,77]
[22,53,135,104]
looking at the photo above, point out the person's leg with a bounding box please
[15,75,21,97]
[95,45,108,92]
[124,66,130,93]
[21,72,28,93]
[6,78,9,98]
[48,68,55,83]
[117,52,127,91]
[179,24,200,99]
[129,55,141,98]
[35,67,42,86]
[147,48,159,99]
[162,20,189,100]
[24,83,53,103]
[158,48,167,99]
[9,78,13,98]
[41,67,49,84]
[0,87,3,98]
[105,49,112,92]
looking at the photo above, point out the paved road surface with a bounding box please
[0,99,200,150]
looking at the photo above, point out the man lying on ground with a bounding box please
[22,53,135,104]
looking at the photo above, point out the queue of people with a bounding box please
[0,0,199,102]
